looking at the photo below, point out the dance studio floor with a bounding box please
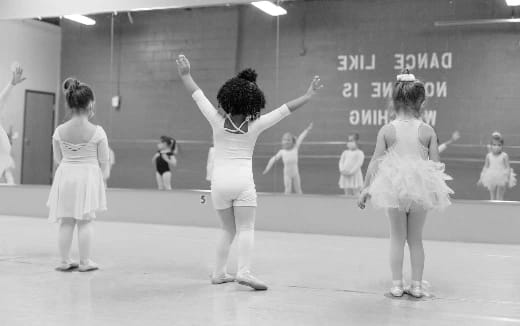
[0,216,519,326]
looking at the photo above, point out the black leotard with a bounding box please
[156,151,174,175]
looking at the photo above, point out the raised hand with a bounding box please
[11,66,26,86]
[307,122,314,130]
[451,131,460,142]
[306,76,323,97]
[176,55,191,76]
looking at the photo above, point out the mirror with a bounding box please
[1,0,519,201]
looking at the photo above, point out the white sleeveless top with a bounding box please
[389,119,428,160]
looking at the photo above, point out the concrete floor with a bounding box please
[0,216,519,326]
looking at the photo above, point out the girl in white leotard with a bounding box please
[263,122,313,194]
[177,55,322,291]
[0,65,26,180]
[479,132,516,200]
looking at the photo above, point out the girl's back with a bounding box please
[54,120,107,165]
[383,119,434,159]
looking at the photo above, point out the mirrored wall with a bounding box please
[2,0,520,201]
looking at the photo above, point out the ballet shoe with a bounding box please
[55,261,79,272]
[78,261,99,272]
[236,273,268,291]
[408,284,424,298]
[389,285,404,297]
[211,273,235,285]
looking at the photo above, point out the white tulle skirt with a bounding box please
[369,152,454,212]
[47,163,107,222]
[479,168,517,190]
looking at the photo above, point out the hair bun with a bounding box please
[237,68,258,83]
[63,77,80,94]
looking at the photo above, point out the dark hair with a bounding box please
[348,133,359,142]
[63,77,95,113]
[491,133,504,146]
[392,69,425,116]
[217,68,266,120]
[160,136,176,151]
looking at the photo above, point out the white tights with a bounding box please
[387,205,427,283]
[214,206,256,277]
[59,218,93,264]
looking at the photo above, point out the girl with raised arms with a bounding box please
[176,54,322,290]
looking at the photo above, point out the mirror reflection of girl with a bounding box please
[478,132,516,200]
[48,78,110,273]
[338,133,365,196]
[153,136,177,190]
[0,64,26,184]
[177,54,322,291]
[262,122,313,194]
[358,70,453,298]
[0,127,18,185]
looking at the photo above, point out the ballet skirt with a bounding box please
[369,119,453,211]
[47,125,107,222]
[338,149,364,189]
[479,152,517,190]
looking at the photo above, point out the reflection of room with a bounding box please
[2,0,520,200]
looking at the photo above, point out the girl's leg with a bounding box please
[234,206,267,290]
[293,173,303,194]
[233,206,256,276]
[388,209,407,282]
[58,218,76,264]
[407,206,427,283]
[489,186,497,200]
[213,208,236,279]
[156,172,164,190]
[4,169,14,185]
[496,186,506,201]
[162,172,172,190]
[77,220,97,271]
[283,174,293,194]
[343,188,349,196]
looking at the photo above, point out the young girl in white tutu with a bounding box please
[479,132,516,200]
[263,123,313,194]
[0,65,26,182]
[338,133,365,196]
[358,70,453,298]
[47,78,110,272]
[177,54,322,290]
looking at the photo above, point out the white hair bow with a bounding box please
[396,73,416,82]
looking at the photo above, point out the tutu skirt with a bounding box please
[339,170,364,189]
[479,168,517,190]
[369,152,453,211]
[47,163,107,222]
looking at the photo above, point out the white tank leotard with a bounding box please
[192,90,291,209]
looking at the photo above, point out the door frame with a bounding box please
[21,90,56,184]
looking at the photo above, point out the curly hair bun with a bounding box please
[237,68,258,83]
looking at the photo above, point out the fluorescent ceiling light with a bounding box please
[252,1,287,16]
[64,14,96,25]
[506,0,520,6]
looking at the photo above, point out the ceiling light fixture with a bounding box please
[252,1,287,16]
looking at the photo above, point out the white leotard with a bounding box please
[275,148,299,177]
[192,90,290,209]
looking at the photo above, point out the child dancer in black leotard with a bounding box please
[153,136,177,190]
